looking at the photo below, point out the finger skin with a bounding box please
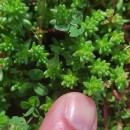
[40,92,97,130]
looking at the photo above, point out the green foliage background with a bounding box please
[0,0,130,129]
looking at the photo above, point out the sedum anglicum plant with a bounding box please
[0,0,130,129]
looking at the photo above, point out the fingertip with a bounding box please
[40,92,97,130]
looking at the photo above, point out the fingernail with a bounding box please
[65,93,97,130]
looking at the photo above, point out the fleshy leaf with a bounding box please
[23,107,34,117]
[69,26,84,37]
[28,69,44,81]
[0,68,3,81]
[54,24,69,31]
[20,101,32,109]
[28,96,40,107]
[33,83,48,96]
[0,111,9,128]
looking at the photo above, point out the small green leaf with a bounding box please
[8,116,29,130]
[28,69,44,81]
[69,26,84,37]
[24,107,34,117]
[0,111,9,127]
[28,96,40,107]
[39,97,53,113]
[9,116,26,126]
[23,19,32,28]
[71,11,83,24]
[20,101,32,109]
[50,45,62,54]
[19,82,32,94]
[0,68,3,81]
[124,127,130,130]
[33,83,48,96]
[48,54,59,66]
[50,19,56,25]
[54,24,69,31]
[33,108,40,117]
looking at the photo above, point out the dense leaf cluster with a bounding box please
[0,0,130,130]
